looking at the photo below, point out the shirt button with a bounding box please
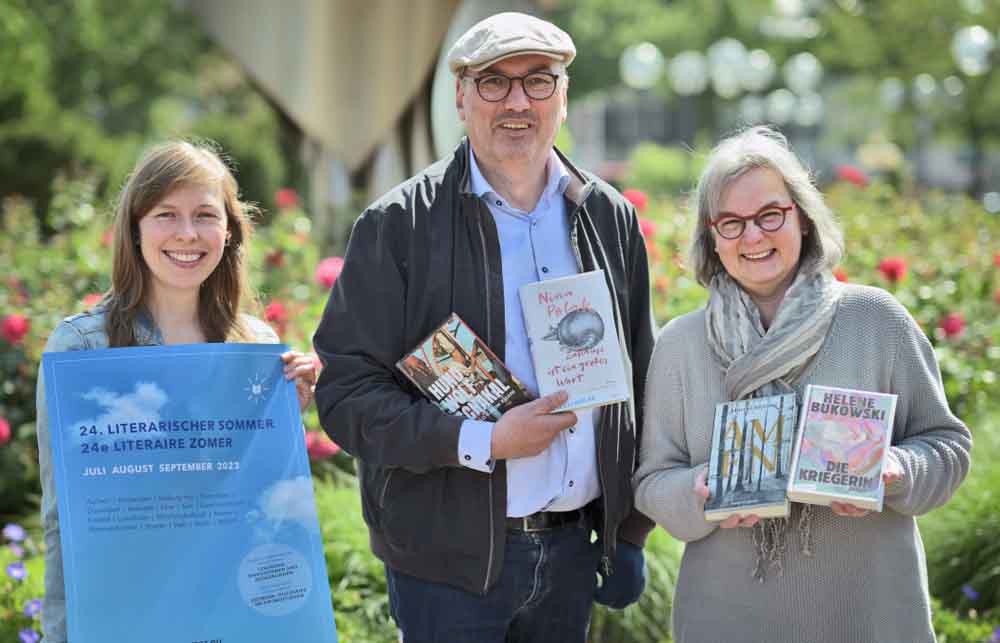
[496,200,502,206]
[542,266,549,274]
[569,427,575,433]
[464,454,471,461]
[568,480,574,487]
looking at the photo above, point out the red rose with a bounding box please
[654,275,670,293]
[100,228,114,248]
[305,431,340,460]
[993,253,1000,268]
[0,417,10,445]
[82,293,103,308]
[939,312,966,338]
[832,267,848,283]
[622,188,648,212]
[314,256,345,289]
[877,256,907,283]
[638,217,657,238]
[835,165,869,187]
[266,250,285,269]
[1,314,29,344]
[264,301,288,323]
[275,188,300,210]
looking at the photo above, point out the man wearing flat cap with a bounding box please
[314,11,655,641]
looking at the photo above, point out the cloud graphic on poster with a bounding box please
[70,382,169,444]
[257,476,319,534]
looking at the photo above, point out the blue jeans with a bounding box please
[385,523,601,643]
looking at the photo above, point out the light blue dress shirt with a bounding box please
[456,149,600,518]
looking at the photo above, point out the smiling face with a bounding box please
[456,53,567,174]
[713,167,804,305]
[137,182,229,303]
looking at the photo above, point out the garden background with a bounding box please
[1,1,999,641]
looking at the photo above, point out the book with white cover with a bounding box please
[518,270,630,413]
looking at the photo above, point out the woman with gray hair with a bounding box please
[633,126,970,642]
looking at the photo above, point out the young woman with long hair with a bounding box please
[35,141,317,642]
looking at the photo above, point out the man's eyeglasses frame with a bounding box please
[463,71,561,102]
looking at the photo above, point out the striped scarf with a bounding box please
[705,268,842,580]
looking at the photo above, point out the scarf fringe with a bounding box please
[749,504,815,582]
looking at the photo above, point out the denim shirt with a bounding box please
[35,306,277,642]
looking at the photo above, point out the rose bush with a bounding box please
[3,165,999,639]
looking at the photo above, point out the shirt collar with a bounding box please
[468,147,571,212]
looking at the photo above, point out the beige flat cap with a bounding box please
[446,12,576,75]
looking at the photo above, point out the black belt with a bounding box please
[505,508,587,532]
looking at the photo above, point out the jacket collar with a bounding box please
[134,307,165,345]
[455,137,592,207]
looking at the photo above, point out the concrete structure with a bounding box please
[187,0,542,247]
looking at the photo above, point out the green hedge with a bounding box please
[314,481,398,642]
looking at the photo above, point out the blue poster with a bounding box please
[42,344,338,643]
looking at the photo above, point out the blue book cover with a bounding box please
[42,343,338,643]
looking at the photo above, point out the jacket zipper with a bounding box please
[476,209,497,593]
[567,199,615,576]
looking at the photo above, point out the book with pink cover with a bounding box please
[787,384,897,511]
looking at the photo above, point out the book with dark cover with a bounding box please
[396,313,532,421]
[704,394,797,522]
[787,385,897,511]
[518,270,630,413]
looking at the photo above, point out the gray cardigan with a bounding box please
[634,284,971,643]
[35,307,277,643]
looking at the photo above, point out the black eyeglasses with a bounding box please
[465,71,560,102]
[709,203,795,240]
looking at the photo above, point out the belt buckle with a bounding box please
[520,514,549,533]
[508,509,583,532]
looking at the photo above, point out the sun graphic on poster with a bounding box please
[245,372,270,403]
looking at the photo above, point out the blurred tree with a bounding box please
[814,0,1000,195]
[547,0,1000,194]
[547,0,773,98]
[0,0,296,224]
